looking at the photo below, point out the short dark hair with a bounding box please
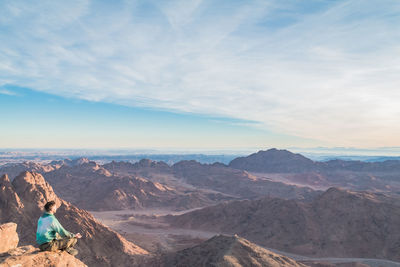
[44,201,56,212]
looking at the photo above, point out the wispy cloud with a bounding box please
[0,89,19,96]
[0,0,399,147]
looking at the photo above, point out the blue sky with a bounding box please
[1,0,399,149]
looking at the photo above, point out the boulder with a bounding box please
[0,245,87,267]
[0,223,19,253]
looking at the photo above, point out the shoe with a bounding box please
[65,247,79,256]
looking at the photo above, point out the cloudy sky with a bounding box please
[1,0,399,149]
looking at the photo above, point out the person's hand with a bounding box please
[75,233,82,239]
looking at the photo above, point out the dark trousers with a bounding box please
[39,237,77,252]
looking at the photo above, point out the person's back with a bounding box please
[36,201,82,256]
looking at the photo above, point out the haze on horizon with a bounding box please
[1,0,399,149]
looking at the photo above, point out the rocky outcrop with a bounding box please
[0,175,28,238]
[0,222,86,266]
[161,235,308,267]
[0,245,87,267]
[168,187,400,261]
[0,223,19,254]
[0,171,148,267]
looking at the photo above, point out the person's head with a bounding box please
[44,201,57,214]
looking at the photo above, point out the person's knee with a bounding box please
[67,237,78,247]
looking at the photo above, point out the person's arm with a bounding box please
[51,217,73,238]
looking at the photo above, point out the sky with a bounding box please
[0,0,399,150]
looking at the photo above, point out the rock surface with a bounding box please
[161,234,308,267]
[0,171,148,267]
[0,245,87,267]
[0,223,19,254]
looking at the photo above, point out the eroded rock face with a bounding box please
[0,223,19,254]
[0,245,87,267]
[0,171,148,267]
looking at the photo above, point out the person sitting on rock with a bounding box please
[36,201,82,256]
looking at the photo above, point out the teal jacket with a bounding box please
[36,212,72,245]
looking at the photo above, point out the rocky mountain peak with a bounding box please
[137,159,153,167]
[12,171,60,211]
[164,234,307,267]
[0,174,24,211]
[228,148,316,173]
[75,157,90,164]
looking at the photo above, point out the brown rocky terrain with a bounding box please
[0,245,87,267]
[103,159,172,177]
[157,234,308,267]
[0,172,148,266]
[171,160,319,200]
[40,158,316,211]
[0,223,19,254]
[167,187,400,261]
[4,149,400,196]
[0,161,56,181]
[0,157,321,211]
[0,222,87,267]
[229,148,400,173]
[44,160,225,211]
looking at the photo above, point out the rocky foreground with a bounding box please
[0,222,86,267]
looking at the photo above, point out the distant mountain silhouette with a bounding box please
[229,148,317,172]
[229,148,400,173]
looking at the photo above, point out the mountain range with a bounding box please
[166,187,400,261]
[2,148,400,265]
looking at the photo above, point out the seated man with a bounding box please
[36,201,82,256]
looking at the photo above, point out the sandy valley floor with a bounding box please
[90,208,216,253]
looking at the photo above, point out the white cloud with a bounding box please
[0,0,399,147]
[0,89,18,96]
